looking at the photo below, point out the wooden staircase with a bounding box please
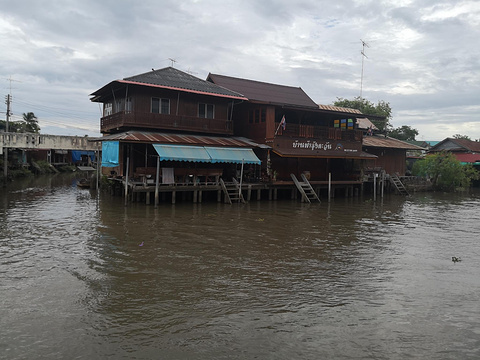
[220,178,245,204]
[389,173,410,196]
[290,173,321,203]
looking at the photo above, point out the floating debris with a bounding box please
[139,242,144,247]
[452,256,461,263]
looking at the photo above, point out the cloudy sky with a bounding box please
[1,0,479,141]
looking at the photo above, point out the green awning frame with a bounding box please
[152,144,261,165]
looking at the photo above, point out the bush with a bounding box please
[412,152,479,191]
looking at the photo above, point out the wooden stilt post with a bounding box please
[328,172,332,202]
[172,190,176,204]
[124,157,130,207]
[373,173,377,201]
[155,156,160,208]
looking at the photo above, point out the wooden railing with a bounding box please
[275,123,362,141]
[101,111,233,135]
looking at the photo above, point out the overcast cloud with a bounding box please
[1,0,479,140]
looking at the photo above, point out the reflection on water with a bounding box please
[1,175,480,359]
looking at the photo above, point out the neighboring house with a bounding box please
[207,73,380,182]
[363,135,424,175]
[90,67,263,182]
[429,138,480,164]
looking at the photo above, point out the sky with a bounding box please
[1,0,479,141]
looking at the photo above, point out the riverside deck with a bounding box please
[109,177,364,205]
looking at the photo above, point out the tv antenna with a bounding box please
[5,76,21,95]
[168,58,177,67]
[360,39,369,98]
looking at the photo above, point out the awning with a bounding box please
[204,147,261,165]
[102,141,119,167]
[153,144,261,165]
[153,144,212,163]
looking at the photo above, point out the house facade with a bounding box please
[90,67,263,186]
[207,73,379,182]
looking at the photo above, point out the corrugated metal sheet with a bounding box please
[93,131,263,148]
[356,117,378,130]
[91,67,247,101]
[317,105,362,114]
[207,73,318,108]
[363,135,425,150]
[431,138,480,153]
[455,153,480,164]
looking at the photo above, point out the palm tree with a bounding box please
[22,112,40,133]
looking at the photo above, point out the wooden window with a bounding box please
[199,103,215,119]
[261,109,266,122]
[254,109,260,123]
[104,103,112,116]
[249,110,253,123]
[125,97,132,112]
[152,98,170,114]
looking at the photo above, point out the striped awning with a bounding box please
[153,144,212,163]
[204,147,261,165]
[153,144,261,165]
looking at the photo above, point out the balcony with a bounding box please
[101,111,233,135]
[275,122,362,142]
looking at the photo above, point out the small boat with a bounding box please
[77,178,91,188]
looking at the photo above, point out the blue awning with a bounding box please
[204,147,261,165]
[153,144,212,163]
[152,144,261,165]
[101,141,119,167]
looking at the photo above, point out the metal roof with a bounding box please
[356,117,378,130]
[455,153,480,164]
[92,131,264,148]
[431,138,480,153]
[91,67,247,102]
[207,73,318,108]
[317,105,362,114]
[363,135,425,150]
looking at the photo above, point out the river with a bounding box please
[1,174,480,359]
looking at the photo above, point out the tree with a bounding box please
[22,112,40,133]
[412,152,479,191]
[388,125,419,141]
[333,96,392,132]
[0,120,25,132]
[452,134,471,140]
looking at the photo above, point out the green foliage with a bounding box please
[412,152,479,191]
[333,96,392,131]
[23,112,41,133]
[0,112,40,133]
[452,134,472,140]
[389,125,419,141]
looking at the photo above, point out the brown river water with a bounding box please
[1,174,480,359]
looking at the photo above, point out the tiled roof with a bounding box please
[207,73,318,108]
[93,131,263,148]
[363,135,425,150]
[91,67,246,101]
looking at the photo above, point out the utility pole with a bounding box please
[360,39,369,99]
[3,94,11,182]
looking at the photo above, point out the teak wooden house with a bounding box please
[90,67,263,184]
[207,73,379,182]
